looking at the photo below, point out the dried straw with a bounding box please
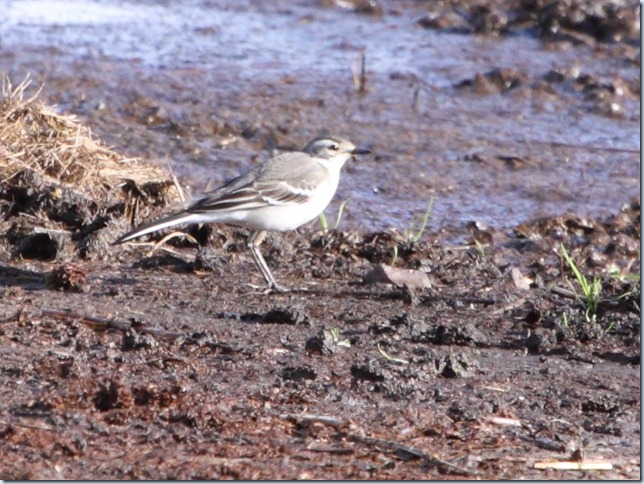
[0,76,174,202]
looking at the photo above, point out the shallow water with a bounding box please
[3,0,640,238]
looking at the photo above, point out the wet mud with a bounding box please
[0,0,641,480]
[0,206,640,479]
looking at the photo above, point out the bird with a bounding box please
[113,136,370,291]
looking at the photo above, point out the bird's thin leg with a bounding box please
[248,230,288,292]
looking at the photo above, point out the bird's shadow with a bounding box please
[132,254,195,274]
[0,265,47,290]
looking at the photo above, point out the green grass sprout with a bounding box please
[318,212,329,233]
[377,343,409,365]
[407,196,434,243]
[560,243,602,323]
[333,199,350,230]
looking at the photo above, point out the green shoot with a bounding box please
[616,273,640,282]
[608,264,640,282]
[377,343,409,365]
[318,199,350,233]
[617,289,638,300]
[329,328,351,347]
[333,199,350,230]
[407,196,434,243]
[391,244,399,267]
[474,238,486,257]
[560,243,602,323]
[389,197,434,266]
[318,212,329,233]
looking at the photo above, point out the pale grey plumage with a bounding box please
[114,136,369,291]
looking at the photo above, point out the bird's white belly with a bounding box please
[233,199,329,231]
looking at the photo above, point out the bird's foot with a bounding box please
[242,283,290,294]
[267,283,290,294]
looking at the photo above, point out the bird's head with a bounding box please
[303,136,370,165]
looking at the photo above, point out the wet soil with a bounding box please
[0,205,640,479]
[0,0,641,480]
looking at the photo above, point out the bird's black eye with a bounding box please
[329,144,339,151]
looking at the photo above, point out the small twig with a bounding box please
[534,460,613,470]
[291,287,496,306]
[43,308,178,339]
[351,49,368,93]
[40,309,239,353]
[146,231,198,257]
[280,413,348,428]
[33,227,73,236]
[333,198,350,230]
[344,433,474,476]
[480,385,508,393]
[166,161,187,204]
[549,418,574,426]
[305,445,353,455]
[277,410,473,476]
[359,49,367,93]
[487,416,522,427]
[412,82,422,112]
[550,285,578,300]
[120,240,187,258]
[0,419,54,431]
[531,139,638,154]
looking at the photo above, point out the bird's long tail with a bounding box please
[113,211,201,245]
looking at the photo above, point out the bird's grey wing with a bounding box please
[186,163,263,213]
[187,152,323,213]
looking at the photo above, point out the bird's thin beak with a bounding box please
[351,148,371,155]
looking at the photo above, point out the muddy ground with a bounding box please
[0,208,641,479]
[0,0,641,480]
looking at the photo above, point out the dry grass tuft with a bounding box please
[0,76,180,257]
[0,76,172,195]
